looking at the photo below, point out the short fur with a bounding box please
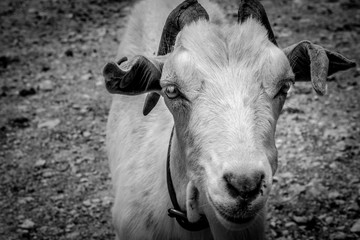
[106,0,354,239]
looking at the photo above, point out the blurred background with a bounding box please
[0,0,359,239]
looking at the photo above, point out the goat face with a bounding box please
[160,19,292,228]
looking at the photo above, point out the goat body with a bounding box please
[105,0,355,239]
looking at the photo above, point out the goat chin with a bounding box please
[195,188,266,240]
[205,206,266,240]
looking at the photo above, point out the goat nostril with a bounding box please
[223,171,265,200]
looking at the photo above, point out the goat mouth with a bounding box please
[217,210,254,225]
[208,195,255,226]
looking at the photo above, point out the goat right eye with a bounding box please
[274,81,292,99]
[164,86,180,99]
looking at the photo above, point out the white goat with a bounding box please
[103,0,355,239]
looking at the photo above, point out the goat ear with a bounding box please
[283,40,356,95]
[103,55,163,95]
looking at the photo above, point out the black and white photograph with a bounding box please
[0,0,359,239]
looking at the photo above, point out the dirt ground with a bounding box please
[0,0,359,239]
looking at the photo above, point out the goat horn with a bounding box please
[238,0,277,46]
[143,0,209,116]
[158,0,209,55]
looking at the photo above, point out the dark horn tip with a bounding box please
[238,0,277,46]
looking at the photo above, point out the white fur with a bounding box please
[107,0,293,239]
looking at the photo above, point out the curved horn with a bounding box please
[158,0,209,55]
[238,0,277,46]
[143,0,209,115]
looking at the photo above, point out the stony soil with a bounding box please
[0,0,359,239]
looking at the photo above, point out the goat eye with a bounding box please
[275,82,291,98]
[281,82,291,93]
[164,85,180,99]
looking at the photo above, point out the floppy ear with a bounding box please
[103,55,163,95]
[283,40,356,95]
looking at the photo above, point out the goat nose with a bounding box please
[223,170,265,201]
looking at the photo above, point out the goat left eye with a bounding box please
[164,86,180,99]
[275,82,291,98]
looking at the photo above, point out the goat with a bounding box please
[103,0,355,239]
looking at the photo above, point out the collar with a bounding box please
[166,127,209,231]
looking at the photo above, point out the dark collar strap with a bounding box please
[166,127,209,231]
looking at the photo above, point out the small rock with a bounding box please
[55,161,69,172]
[72,104,81,110]
[335,141,347,152]
[39,80,54,91]
[292,184,306,195]
[336,226,345,231]
[83,131,91,137]
[330,232,347,240]
[50,194,65,201]
[38,119,60,129]
[285,221,296,228]
[325,216,333,224]
[38,226,49,234]
[335,200,345,205]
[95,80,103,86]
[292,215,308,224]
[36,108,46,113]
[83,199,91,207]
[80,73,92,81]
[346,86,354,91]
[66,231,80,239]
[279,172,294,179]
[329,162,337,169]
[19,219,35,229]
[18,197,34,204]
[34,159,46,168]
[69,209,77,216]
[80,107,89,113]
[80,177,88,183]
[66,223,75,229]
[348,202,359,211]
[97,27,107,37]
[28,8,37,14]
[102,196,112,206]
[328,191,341,199]
[278,29,292,38]
[42,171,55,178]
[350,219,360,233]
